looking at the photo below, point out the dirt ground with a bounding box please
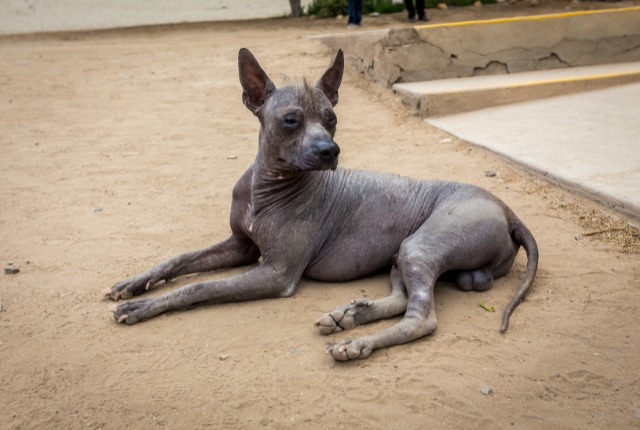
[1,2,639,429]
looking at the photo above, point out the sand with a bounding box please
[1,3,639,429]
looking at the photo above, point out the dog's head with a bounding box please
[238,48,344,173]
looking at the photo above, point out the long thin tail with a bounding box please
[500,217,539,333]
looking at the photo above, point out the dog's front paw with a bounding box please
[325,337,374,361]
[112,298,161,325]
[315,300,372,334]
[105,270,168,301]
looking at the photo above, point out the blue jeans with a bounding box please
[348,0,362,25]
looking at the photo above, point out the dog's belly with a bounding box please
[303,233,400,282]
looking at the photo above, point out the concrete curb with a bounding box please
[314,7,640,86]
[393,62,640,116]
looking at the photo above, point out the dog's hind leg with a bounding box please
[315,264,408,334]
[325,197,518,361]
[325,240,439,361]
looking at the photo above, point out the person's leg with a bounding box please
[404,0,416,21]
[417,0,428,21]
[355,0,363,25]
[347,0,356,25]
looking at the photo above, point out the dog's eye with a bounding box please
[283,114,300,130]
[325,111,337,127]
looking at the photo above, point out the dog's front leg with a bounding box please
[107,235,260,301]
[112,263,296,324]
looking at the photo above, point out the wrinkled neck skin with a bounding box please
[250,126,330,218]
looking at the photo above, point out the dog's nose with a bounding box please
[316,140,340,161]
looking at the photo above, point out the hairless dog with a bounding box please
[107,48,538,361]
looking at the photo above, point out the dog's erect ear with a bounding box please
[238,48,276,115]
[316,49,344,107]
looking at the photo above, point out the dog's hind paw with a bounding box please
[315,299,372,334]
[325,337,374,361]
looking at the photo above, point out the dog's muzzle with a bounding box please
[315,140,340,169]
[296,139,340,172]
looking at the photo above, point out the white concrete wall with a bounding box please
[0,0,313,35]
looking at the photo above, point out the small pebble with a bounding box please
[634,410,640,420]
[94,206,103,213]
[218,354,230,361]
[485,170,496,177]
[480,386,493,396]
[4,267,19,275]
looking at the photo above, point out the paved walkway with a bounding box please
[0,0,313,35]
[427,81,640,219]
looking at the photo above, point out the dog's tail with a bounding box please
[501,215,539,333]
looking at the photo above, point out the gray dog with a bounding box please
[108,49,538,361]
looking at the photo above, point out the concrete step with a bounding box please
[392,61,640,117]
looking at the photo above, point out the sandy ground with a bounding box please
[1,3,639,429]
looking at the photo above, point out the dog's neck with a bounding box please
[250,149,312,216]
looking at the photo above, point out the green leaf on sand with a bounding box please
[479,302,495,312]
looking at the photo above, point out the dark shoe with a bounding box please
[408,17,416,23]
[419,16,429,22]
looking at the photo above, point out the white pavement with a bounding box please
[0,0,313,35]
[427,81,640,219]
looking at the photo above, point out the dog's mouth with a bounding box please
[310,140,340,171]
[288,157,338,172]
[327,156,339,171]
[286,143,340,172]
[303,154,339,172]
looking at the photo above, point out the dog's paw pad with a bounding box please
[315,300,373,334]
[325,338,374,361]
[315,314,342,334]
